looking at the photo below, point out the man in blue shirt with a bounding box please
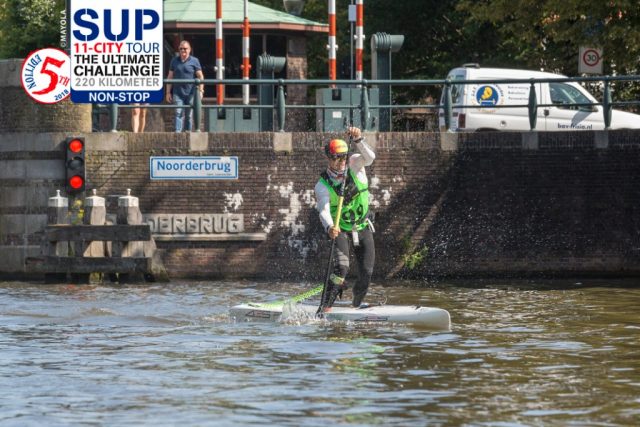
[165,41,204,132]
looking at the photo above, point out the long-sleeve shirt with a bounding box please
[314,138,375,231]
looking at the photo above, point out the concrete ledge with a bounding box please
[86,132,127,151]
[273,132,292,153]
[595,131,609,149]
[0,132,71,151]
[0,160,64,180]
[440,131,458,151]
[522,132,539,150]
[189,132,208,151]
[0,186,52,208]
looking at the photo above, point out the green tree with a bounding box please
[0,0,62,59]
[457,0,640,75]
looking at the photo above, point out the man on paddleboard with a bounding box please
[315,126,376,308]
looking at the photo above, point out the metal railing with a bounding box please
[96,76,640,132]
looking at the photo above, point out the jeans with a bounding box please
[173,92,194,132]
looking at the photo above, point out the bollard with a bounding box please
[117,189,143,228]
[47,189,68,228]
[117,189,144,282]
[45,190,69,283]
[83,189,106,257]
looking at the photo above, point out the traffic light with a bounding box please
[65,137,85,193]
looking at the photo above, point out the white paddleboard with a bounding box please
[230,302,451,330]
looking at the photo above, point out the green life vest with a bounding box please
[319,169,369,232]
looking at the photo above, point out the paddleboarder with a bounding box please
[315,126,376,308]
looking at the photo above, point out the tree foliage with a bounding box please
[0,0,62,59]
[457,0,640,75]
[255,1,640,80]
[2,1,639,100]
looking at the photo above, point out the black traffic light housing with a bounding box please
[65,137,85,193]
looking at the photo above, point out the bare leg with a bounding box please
[132,106,141,133]
[138,106,147,132]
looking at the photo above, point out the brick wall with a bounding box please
[82,131,640,279]
[2,59,640,280]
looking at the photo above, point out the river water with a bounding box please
[0,279,638,426]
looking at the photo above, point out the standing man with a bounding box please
[315,126,376,308]
[165,41,204,132]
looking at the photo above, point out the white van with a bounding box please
[439,64,640,131]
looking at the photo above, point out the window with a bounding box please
[549,82,594,110]
[450,75,465,104]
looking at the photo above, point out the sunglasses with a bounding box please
[329,154,348,161]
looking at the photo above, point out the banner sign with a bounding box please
[70,0,164,103]
[150,157,239,180]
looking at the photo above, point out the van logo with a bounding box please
[472,84,504,113]
[475,85,502,106]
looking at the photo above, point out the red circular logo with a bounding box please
[21,48,71,104]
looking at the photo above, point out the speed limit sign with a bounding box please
[579,47,603,74]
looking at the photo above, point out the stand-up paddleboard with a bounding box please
[230,299,451,330]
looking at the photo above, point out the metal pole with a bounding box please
[603,79,612,129]
[215,0,225,106]
[349,0,354,81]
[444,80,452,131]
[109,104,118,132]
[328,0,337,82]
[194,78,202,131]
[360,81,370,130]
[355,0,364,82]
[527,80,537,130]
[242,0,251,105]
[277,80,286,131]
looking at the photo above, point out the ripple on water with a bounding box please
[0,279,639,426]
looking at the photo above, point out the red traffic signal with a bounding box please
[65,137,85,193]
[68,138,84,153]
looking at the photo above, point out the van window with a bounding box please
[549,82,593,110]
[450,75,465,104]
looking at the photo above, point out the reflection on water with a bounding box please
[0,279,639,426]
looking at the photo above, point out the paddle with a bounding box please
[317,134,352,316]
[250,284,324,309]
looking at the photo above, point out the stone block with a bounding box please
[594,131,609,149]
[189,132,208,151]
[273,132,293,153]
[522,132,539,150]
[440,131,458,151]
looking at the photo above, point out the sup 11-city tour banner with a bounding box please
[21,0,164,105]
